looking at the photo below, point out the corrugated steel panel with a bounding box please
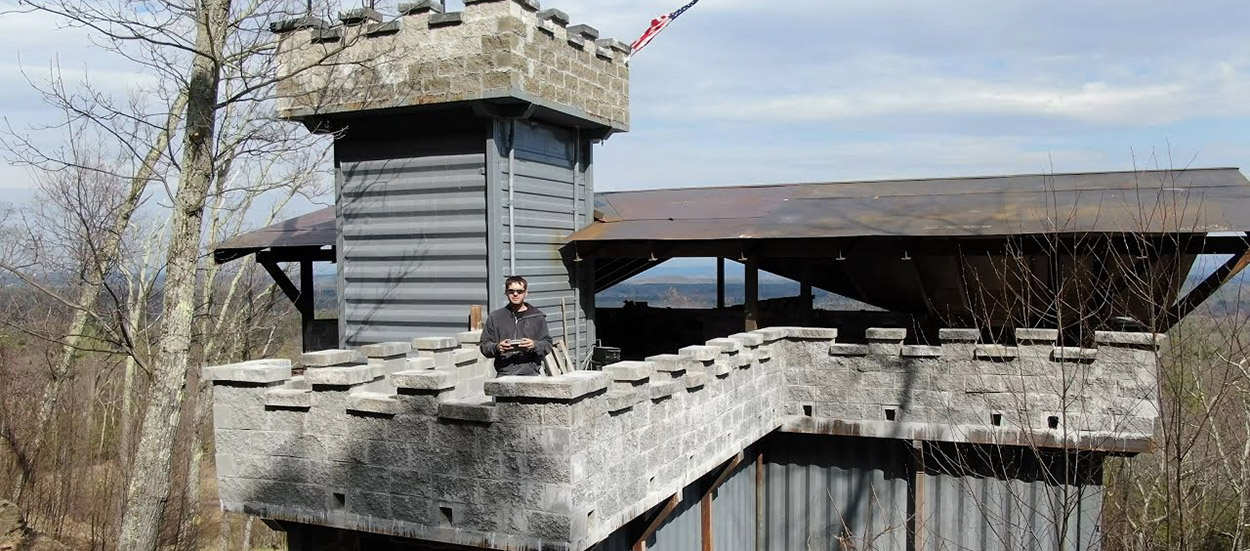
[647,485,703,551]
[765,434,910,551]
[339,154,488,346]
[919,445,1103,551]
[495,121,594,367]
[713,455,757,551]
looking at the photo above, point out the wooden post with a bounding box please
[470,305,484,330]
[755,452,765,551]
[716,257,726,309]
[745,255,759,331]
[800,280,813,324]
[298,260,315,351]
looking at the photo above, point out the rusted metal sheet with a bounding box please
[572,168,1250,242]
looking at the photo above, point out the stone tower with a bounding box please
[272,0,631,364]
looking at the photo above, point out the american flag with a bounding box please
[629,0,702,59]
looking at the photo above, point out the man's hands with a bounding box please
[497,338,536,353]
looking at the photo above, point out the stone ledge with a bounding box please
[366,20,402,36]
[829,344,869,357]
[753,327,787,343]
[706,338,741,353]
[398,1,443,15]
[362,342,412,359]
[974,345,1018,361]
[206,359,292,384]
[678,345,717,362]
[645,355,686,375]
[685,372,709,390]
[1052,347,1098,362]
[728,332,764,347]
[413,336,459,351]
[1095,331,1164,348]
[453,349,479,366]
[711,362,731,377]
[567,23,599,39]
[901,345,941,358]
[866,328,906,341]
[439,400,499,423]
[270,16,329,34]
[264,388,312,409]
[391,369,456,391]
[301,349,361,367]
[605,361,652,382]
[485,371,608,401]
[1015,328,1058,344]
[305,365,376,387]
[347,392,403,416]
[939,328,980,343]
[457,330,482,347]
[339,8,382,25]
[778,327,838,340]
[536,8,569,25]
[649,381,678,401]
[735,351,754,368]
[428,11,463,27]
[606,390,639,412]
[407,357,437,370]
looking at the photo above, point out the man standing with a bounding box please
[480,276,553,376]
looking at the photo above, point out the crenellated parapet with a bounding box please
[271,0,630,130]
[208,326,1161,550]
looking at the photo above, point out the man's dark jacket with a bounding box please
[479,303,553,376]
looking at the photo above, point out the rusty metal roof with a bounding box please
[571,168,1250,242]
[212,206,335,263]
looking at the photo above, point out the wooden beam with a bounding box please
[716,257,726,309]
[745,256,759,331]
[255,246,336,264]
[633,493,681,551]
[260,260,300,304]
[470,305,484,330]
[298,260,316,353]
[1162,245,1250,330]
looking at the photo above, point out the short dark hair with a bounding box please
[505,276,528,291]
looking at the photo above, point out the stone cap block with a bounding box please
[407,357,437,370]
[485,371,608,401]
[453,349,479,366]
[711,361,732,377]
[974,344,1018,361]
[706,338,742,353]
[939,328,980,343]
[685,372,709,390]
[413,336,459,351]
[205,359,292,384]
[366,20,402,37]
[649,380,678,401]
[1052,347,1098,362]
[311,27,342,43]
[339,8,382,25]
[301,349,361,367]
[1015,328,1059,344]
[901,345,941,358]
[753,327,787,343]
[729,332,764,347]
[779,327,838,340]
[305,365,376,386]
[678,345,718,362]
[270,16,329,33]
[264,388,311,409]
[347,392,403,415]
[428,12,462,27]
[645,354,688,373]
[596,38,632,55]
[567,23,599,39]
[606,390,639,413]
[605,361,653,382]
[399,1,444,15]
[391,369,456,391]
[829,344,869,357]
[457,330,482,346]
[735,351,754,368]
[361,342,412,359]
[866,328,906,342]
[1095,331,1164,348]
[536,8,569,25]
[439,400,499,423]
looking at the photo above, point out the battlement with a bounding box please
[209,326,1161,550]
[271,0,630,129]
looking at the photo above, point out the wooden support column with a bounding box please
[633,493,681,551]
[800,278,813,325]
[298,260,315,352]
[716,257,726,309]
[755,452,765,551]
[745,255,759,331]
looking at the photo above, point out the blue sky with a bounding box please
[1,0,1248,280]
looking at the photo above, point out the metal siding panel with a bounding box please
[340,153,487,346]
[712,456,756,551]
[649,485,702,551]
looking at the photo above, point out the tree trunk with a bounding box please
[116,1,230,550]
[9,90,188,506]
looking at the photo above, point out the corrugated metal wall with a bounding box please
[918,444,1103,551]
[338,154,488,346]
[764,434,911,551]
[713,454,758,551]
[491,120,594,367]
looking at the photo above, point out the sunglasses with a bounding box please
[506,289,527,295]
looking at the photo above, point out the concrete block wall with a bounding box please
[272,0,631,129]
[781,327,1161,452]
[208,326,1161,551]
